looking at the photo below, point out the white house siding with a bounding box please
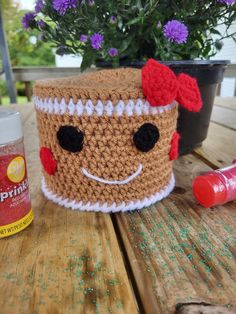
[55,54,82,67]
[211,23,236,96]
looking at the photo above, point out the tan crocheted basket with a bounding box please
[34,59,202,212]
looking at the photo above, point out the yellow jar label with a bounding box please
[0,209,34,238]
[7,156,26,183]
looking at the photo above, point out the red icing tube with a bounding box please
[192,160,236,208]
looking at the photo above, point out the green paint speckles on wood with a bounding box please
[125,207,236,281]
[116,195,236,312]
[63,254,124,313]
[0,252,125,313]
[0,105,138,314]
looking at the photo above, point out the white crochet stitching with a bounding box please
[41,173,175,213]
[34,96,176,116]
[81,164,142,185]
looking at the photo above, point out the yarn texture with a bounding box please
[40,147,57,175]
[133,123,160,152]
[142,59,178,106]
[176,73,202,112]
[169,131,180,161]
[142,59,202,111]
[36,111,177,210]
[34,60,202,212]
[57,125,84,153]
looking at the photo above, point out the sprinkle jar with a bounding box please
[0,109,33,238]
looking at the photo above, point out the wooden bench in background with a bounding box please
[0,64,236,102]
[0,67,83,102]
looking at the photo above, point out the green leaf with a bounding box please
[119,34,136,53]
[210,28,222,36]
[126,17,141,26]
[80,51,94,72]
[136,0,143,10]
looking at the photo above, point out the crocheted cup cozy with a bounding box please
[34,59,202,212]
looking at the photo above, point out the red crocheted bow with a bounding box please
[142,59,202,112]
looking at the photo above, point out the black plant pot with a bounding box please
[163,60,230,155]
[96,59,230,155]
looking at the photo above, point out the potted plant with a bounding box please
[22,0,236,154]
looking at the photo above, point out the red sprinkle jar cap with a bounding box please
[192,173,227,208]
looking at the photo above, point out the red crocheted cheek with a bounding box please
[176,73,202,112]
[40,147,57,175]
[169,131,180,161]
[142,59,179,107]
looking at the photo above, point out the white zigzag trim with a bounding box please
[34,96,176,117]
[41,173,175,213]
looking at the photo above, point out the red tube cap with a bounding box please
[192,174,227,208]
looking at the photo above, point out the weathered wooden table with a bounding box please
[1,98,236,314]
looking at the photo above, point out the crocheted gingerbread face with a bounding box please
[35,59,202,212]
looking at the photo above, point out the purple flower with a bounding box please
[88,0,94,6]
[35,0,44,13]
[80,34,88,43]
[108,48,118,57]
[217,0,235,4]
[37,19,45,28]
[163,20,188,44]
[90,33,104,50]
[110,15,117,24]
[53,0,78,15]
[22,12,35,29]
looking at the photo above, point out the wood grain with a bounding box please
[175,303,236,314]
[211,106,236,130]
[2,101,236,314]
[195,122,236,168]
[215,97,236,111]
[0,105,138,314]
[114,154,236,314]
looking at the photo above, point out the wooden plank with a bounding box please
[176,303,236,314]
[0,105,138,314]
[0,67,80,81]
[0,67,95,82]
[25,82,33,101]
[224,64,236,78]
[0,63,234,82]
[195,122,236,168]
[215,97,236,111]
[114,154,236,314]
[211,106,236,130]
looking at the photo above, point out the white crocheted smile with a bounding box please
[81,164,143,185]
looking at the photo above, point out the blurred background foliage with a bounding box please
[1,0,54,66]
[0,0,54,100]
[28,0,236,71]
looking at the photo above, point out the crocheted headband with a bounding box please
[34,59,202,212]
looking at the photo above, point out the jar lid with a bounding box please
[192,173,227,208]
[0,109,23,145]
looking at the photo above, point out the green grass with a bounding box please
[0,96,28,105]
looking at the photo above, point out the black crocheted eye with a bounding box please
[133,123,160,152]
[57,126,84,153]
